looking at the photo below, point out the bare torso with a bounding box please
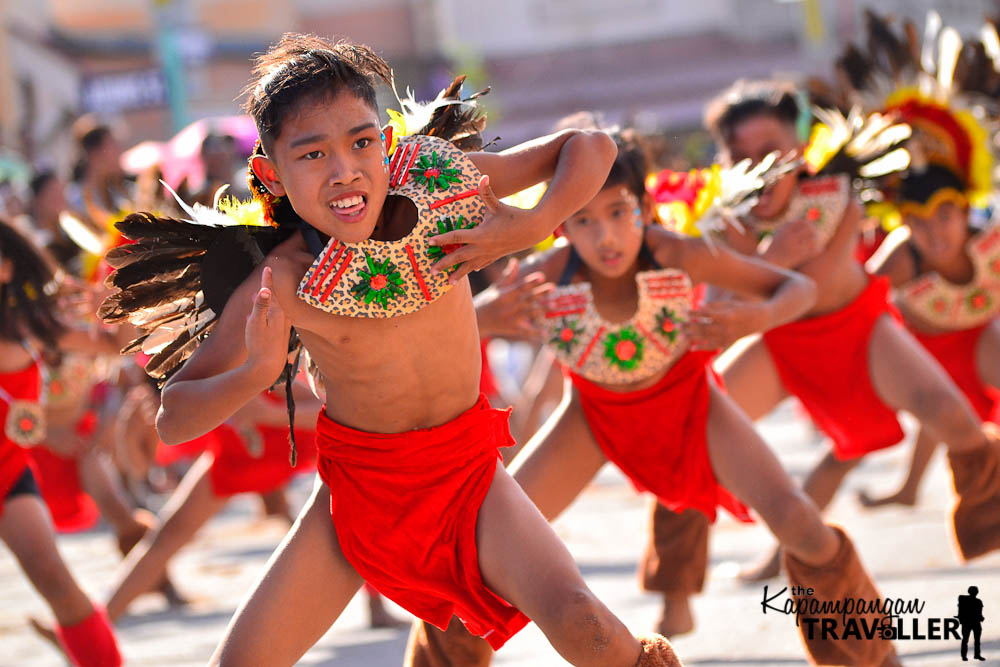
[267,232,483,433]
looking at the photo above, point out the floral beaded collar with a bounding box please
[745,173,851,245]
[900,220,1000,330]
[537,267,693,385]
[297,134,485,318]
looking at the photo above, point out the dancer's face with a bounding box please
[905,198,969,267]
[723,113,803,220]
[563,184,647,279]
[253,91,390,243]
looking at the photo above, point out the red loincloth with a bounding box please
[763,277,905,460]
[479,339,500,400]
[0,364,41,520]
[315,395,529,650]
[910,322,1000,423]
[570,349,752,523]
[207,420,317,497]
[27,447,100,533]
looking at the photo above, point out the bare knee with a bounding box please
[539,587,623,656]
[912,387,981,446]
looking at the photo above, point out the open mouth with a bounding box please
[600,251,624,267]
[328,193,368,222]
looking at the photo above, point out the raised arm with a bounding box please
[426,129,617,283]
[157,264,291,444]
[647,226,816,350]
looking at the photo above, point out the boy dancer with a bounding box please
[103,35,679,666]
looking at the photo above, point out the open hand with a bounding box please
[682,300,770,350]
[760,217,822,267]
[428,175,554,284]
[244,267,291,383]
[475,258,553,340]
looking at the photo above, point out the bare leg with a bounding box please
[210,478,362,666]
[105,452,226,622]
[715,337,797,580]
[0,494,95,626]
[858,427,939,508]
[869,315,987,453]
[78,448,140,536]
[706,383,840,568]
[478,464,642,666]
[509,382,609,521]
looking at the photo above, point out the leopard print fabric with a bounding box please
[537,269,692,385]
[901,220,1000,330]
[297,134,486,318]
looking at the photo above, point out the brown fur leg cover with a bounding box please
[949,423,1000,561]
[782,526,899,666]
[403,617,493,667]
[640,504,710,595]
[632,633,684,666]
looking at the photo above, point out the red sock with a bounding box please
[56,606,122,667]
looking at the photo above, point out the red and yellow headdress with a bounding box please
[816,9,1000,227]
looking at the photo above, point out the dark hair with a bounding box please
[604,128,650,201]
[30,169,57,198]
[242,33,392,150]
[899,164,966,205]
[704,80,801,146]
[0,218,65,348]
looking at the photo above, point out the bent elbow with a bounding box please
[582,129,619,166]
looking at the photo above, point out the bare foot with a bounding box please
[738,547,782,583]
[368,594,409,629]
[857,489,917,509]
[654,594,694,638]
[28,617,64,657]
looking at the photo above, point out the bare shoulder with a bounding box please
[866,226,916,286]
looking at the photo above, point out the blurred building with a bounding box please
[0,0,998,170]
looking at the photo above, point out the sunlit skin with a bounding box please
[251,91,391,245]
[706,107,994,583]
[858,200,1000,509]
[492,177,856,649]
[905,202,975,283]
[156,87,683,666]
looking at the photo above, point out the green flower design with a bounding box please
[967,289,992,313]
[549,318,585,353]
[426,216,476,270]
[655,307,684,343]
[410,151,462,194]
[603,326,645,370]
[350,253,405,309]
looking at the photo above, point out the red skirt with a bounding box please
[570,350,751,523]
[315,395,529,650]
[208,421,317,497]
[0,364,41,520]
[27,447,100,533]
[763,277,904,460]
[910,322,1000,423]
